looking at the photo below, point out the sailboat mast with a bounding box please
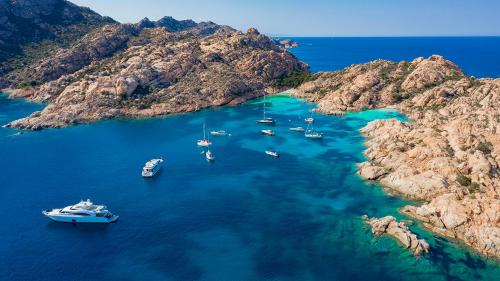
[203,123,206,139]
[263,94,266,119]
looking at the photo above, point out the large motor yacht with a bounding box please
[142,158,164,177]
[42,199,119,223]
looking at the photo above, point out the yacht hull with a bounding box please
[43,212,119,223]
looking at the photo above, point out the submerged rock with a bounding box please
[364,215,430,255]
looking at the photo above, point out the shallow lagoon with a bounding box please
[0,93,498,281]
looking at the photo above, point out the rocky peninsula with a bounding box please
[363,215,430,255]
[1,6,306,129]
[294,55,499,258]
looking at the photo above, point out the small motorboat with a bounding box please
[289,127,305,132]
[261,129,275,136]
[304,117,315,124]
[206,150,215,161]
[265,151,279,157]
[210,130,228,136]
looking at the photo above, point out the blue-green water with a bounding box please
[0,93,498,281]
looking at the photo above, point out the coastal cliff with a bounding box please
[294,55,499,257]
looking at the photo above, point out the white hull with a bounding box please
[142,165,162,177]
[44,213,119,223]
[142,158,164,177]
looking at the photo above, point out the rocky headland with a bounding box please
[363,215,430,255]
[294,55,499,258]
[1,2,307,130]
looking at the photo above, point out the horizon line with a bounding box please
[269,35,500,38]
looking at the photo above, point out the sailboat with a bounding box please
[197,123,212,147]
[256,94,275,125]
[304,122,323,139]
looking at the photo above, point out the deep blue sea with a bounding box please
[1,37,500,281]
[287,37,500,77]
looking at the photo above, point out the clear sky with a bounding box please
[72,0,500,36]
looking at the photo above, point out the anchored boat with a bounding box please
[142,158,164,177]
[42,199,118,224]
[210,130,228,136]
[197,123,212,147]
[289,127,305,132]
[206,149,215,161]
[256,94,275,125]
[261,129,275,136]
[265,150,280,157]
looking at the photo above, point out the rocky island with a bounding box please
[1,0,307,130]
[294,55,499,257]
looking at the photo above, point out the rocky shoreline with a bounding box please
[363,215,430,255]
[2,26,306,130]
[294,55,499,258]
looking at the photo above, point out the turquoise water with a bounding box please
[0,93,498,281]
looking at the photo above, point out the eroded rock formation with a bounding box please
[364,215,430,255]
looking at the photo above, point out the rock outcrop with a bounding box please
[295,55,499,258]
[5,27,307,129]
[364,215,430,255]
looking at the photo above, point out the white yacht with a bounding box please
[42,199,118,223]
[142,158,164,177]
[256,94,276,125]
[197,123,212,147]
[261,129,275,136]
[206,150,215,161]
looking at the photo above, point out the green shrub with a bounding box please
[468,182,480,193]
[277,70,313,88]
[477,142,492,154]
[456,174,471,187]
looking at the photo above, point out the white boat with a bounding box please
[42,199,118,223]
[289,127,305,132]
[206,150,215,161]
[304,117,315,124]
[256,94,275,125]
[210,130,228,136]
[197,123,212,147]
[261,129,275,136]
[142,158,164,177]
[265,151,279,157]
[305,131,323,139]
[305,122,323,139]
